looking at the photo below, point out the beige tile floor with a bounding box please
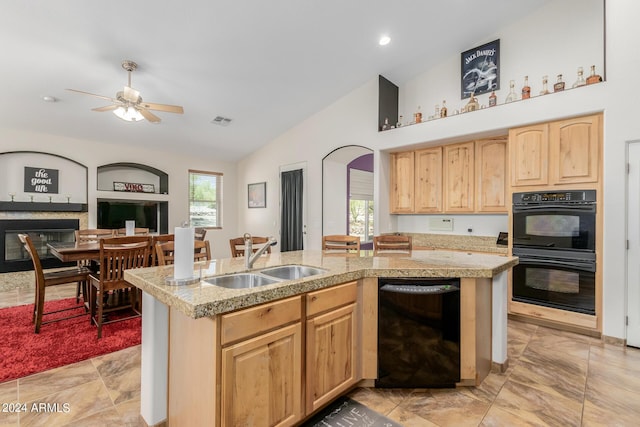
[2,284,640,426]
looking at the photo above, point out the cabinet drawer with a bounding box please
[306,281,357,317]
[221,295,302,345]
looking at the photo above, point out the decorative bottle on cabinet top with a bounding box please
[414,106,422,124]
[464,92,479,113]
[489,90,497,107]
[572,66,586,88]
[521,76,531,99]
[586,65,603,84]
[554,74,565,92]
[396,115,403,128]
[381,118,390,131]
[440,100,447,118]
[505,80,518,103]
[539,75,550,95]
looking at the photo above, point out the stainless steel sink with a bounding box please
[259,265,327,280]
[204,273,281,289]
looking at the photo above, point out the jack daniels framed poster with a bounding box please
[461,39,500,99]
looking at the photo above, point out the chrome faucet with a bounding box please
[244,233,277,269]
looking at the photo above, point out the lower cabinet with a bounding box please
[168,281,361,426]
[306,303,358,413]
[221,323,302,427]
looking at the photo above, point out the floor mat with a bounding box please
[301,396,403,427]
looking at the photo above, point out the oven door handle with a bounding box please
[517,256,596,272]
[380,284,458,295]
[513,204,596,213]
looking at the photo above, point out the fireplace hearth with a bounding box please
[0,219,78,273]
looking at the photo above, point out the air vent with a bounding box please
[211,116,233,126]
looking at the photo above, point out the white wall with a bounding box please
[0,128,238,259]
[322,159,348,235]
[237,0,637,340]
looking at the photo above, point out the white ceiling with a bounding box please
[1,0,549,162]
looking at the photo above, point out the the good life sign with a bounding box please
[24,167,59,194]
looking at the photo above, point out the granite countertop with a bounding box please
[400,233,508,254]
[124,249,518,319]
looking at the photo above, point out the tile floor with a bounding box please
[2,284,640,426]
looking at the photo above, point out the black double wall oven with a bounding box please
[512,190,596,315]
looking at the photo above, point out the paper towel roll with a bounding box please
[125,220,135,236]
[174,226,195,280]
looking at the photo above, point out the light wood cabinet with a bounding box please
[476,137,508,212]
[509,123,549,187]
[221,324,302,427]
[510,114,601,188]
[220,296,303,427]
[415,147,443,212]
[390,151,415,213]
[443,142,475,212]
[305,281,358,414]
[549,114,600,185]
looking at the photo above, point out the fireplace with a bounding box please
[0,219,78,273]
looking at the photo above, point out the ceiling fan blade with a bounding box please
[123,86,140,103]
[141,102,184,114]
[138,108,161,123]
[66,88,115,102]
[92,105,119,112]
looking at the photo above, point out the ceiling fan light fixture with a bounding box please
[113,105,145,122]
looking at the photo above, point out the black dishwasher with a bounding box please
[376,277,460,388]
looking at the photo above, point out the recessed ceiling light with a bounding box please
[379,35,391,46]
[42,96,57,102]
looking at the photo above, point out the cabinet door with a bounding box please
[549,114,601,185]
[390,151,415,213]
[221,323,302,427]
[415,147,443,213]
[444,142,475,212]
[476,137,508,212]
[306,303,357,414]
[509,123,549,187]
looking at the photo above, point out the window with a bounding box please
[188,170,222,228]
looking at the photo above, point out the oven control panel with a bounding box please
[513,190,596,204]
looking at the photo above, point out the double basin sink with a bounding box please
[203,265,327,289]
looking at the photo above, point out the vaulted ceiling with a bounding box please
[1,0,549,161]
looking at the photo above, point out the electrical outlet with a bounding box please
[429,217,454,231]
[467,225,473,233]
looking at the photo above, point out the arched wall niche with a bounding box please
[97,162,169,194]
[0,151,87,211]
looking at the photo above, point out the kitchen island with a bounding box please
[125,249,517,426]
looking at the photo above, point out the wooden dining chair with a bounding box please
[151,234,174,265]
[75,228,115,243]
[88,235,152,338]
[322,235,361,251]
[155,240,212,266]
[115,227,150,236]
[194,227,208,241]
[18,234,91,333]
[373,235,412,251]
[229,236,272,257]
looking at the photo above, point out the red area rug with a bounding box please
[0,298,141,383]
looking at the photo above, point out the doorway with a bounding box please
[280,163,307,252]
[627,141,640,347]
[322,146,374,249]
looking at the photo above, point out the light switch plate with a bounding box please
[429,217,454,231]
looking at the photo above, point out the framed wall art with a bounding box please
[461,39,500,99]
[248,182,266,208]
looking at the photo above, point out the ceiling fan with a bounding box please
[67,60,184,123]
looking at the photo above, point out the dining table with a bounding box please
[47,241,101,263]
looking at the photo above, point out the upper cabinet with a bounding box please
[390,151,415,213]
[510,114,601,188]
[476,137,508,212]
[390,137,508,214]
[443,142,475,212]
[415,147,442,213]
[549,114,601,185]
